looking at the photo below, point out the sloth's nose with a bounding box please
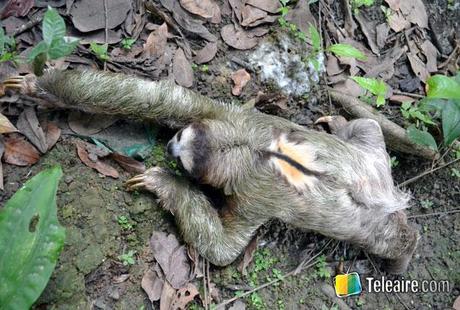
[166,141,174,156]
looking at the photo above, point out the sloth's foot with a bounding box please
[125,167,168,193]
[314,115,348,135]
[1,74,37,96]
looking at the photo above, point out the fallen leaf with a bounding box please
[193,42,218,64]
[399,0,428,28]
[0,0,34,19]
[150,231,191,289]
[245,0,280,14]
[0,139,4,190]
[70,0,132,32]
[45,122,61,151]
[209,3,222,23]
[0,113,18,134]
[326,55,343,76]
[228,0,244,23]
[241,5,267,27]
[16,108,48,154]
[387,10,410,33]
[421,40,438,73]
[3,134,40,166]
[113,274,130,283]
[170,283,199,309]
[229,300,246,310]
[160,281,176,310]
[453,296,460,310]
[254,92,288,113]
[221,24,258,50]
[285,0,316,33]
[237,236,257,276]
[179,0,216,19]
[68,111,118,136]
[355,13,380,55]
[173,48,194,88]
[231,69,251,96]
[75,140,119,178]
[244,14,277,27]
[110,152,146,174]
[143,23,168,58]
[390,95,415,103]
[407,52,429,83]
[142,267,165,302]
[384,0,400,10]
[333,79,366,98]
[376,23,390,49]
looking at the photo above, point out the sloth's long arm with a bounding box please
[126,168,266,266]
[5,70,238,127]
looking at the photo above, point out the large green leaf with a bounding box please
[351,76,387,96]
[442,100,460,146]
[0,166,65,310]
[27,41,48,63]
[42,7,66,45]
[309,24,321,51]
[47,37,79,59]
[406,125,438,151]
[427,75,460,100]
[327,44,367,61]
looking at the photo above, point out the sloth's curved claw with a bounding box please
[314,115,348,134]
[124,167,167,192]
[2,76,26,91]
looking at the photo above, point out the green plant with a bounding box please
[250,292,265,310]
[315,255,331,279]
[121,38,136,50]
[117,215,133,230]
[420,199,433,209]
[0,166,65,309]
[401,101,435,125]
[277,299,285,310]
[118,250,136,265]
[451,168,460,179]
[28,7,79,75]
[352,0,374,13]
[390,156,399,168]
[0,27,19,64]
[351,76,387,107]
[90,42,110,61]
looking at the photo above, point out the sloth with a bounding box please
[3,69,419,273]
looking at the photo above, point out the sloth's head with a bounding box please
[167,122,213,180]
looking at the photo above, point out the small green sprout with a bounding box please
[90,42,110,61]
[117,215,133,230]
[121,38,136,50]
[118,250,136,265]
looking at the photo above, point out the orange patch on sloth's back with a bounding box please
[270,134,319,191]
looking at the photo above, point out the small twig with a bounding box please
[103,0,109,71]
[438,44,459,69]
[408,209,460,219]
[398,158,460,187]
[216,240,335,309]
[12,15,42,37]
[392,91,425,99]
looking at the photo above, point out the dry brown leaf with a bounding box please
[0,113,18,134]
[228,0,244,23]
[194,42,218,64]
[237,236,257,276]
[326,55,343,76]
[241,5,267,27]
[421,40,438,73]
[113,274,130,284]
[75,140,119,178]
[3,134,40,166]
[285,0,316,33]
[16,108,48,154]
[45,122,61,151]
[179,0,216,19]
[384,0,400,10]
[390,95,415,103]
[245,0,280,14]
[407,52,429,83]
[1,0,34,19]
[173,48,194,88]
[387,10,410,33]
[355,13,380,55]
[68,111,118,136]
[376,23,390,49]
[143,23,168,58]
[150,231,191,289]
[142,267,165,302]
[231,69,251,96]
[110,152,146,174]
[399,0,428,28]
[228,300,246,310]
[170,283,199,309]
[221,24,258,50]
[333,79,366,98]
[453,296,460,310]
[160,281,176,310]
[209,2,222,23]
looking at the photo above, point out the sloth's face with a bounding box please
[166,123,210,178]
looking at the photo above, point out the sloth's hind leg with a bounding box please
[126,167,264,266]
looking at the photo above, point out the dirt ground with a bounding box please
[0,0,459,309]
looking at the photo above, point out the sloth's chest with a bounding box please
[267,134,322,191]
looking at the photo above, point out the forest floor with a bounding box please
[0,0,459,309]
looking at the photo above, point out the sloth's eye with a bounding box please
[176,130,183,142]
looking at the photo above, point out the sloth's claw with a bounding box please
[314,115,348,134]
[124,167,167,192]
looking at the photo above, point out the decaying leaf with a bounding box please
[3,134,40,166]
[75,140,119,178]
[141,266,164,302]
[245,0,280,14]
[355,13,380,55]
[407,52,429,83]
[241,5,267,27]
[384,0,400,10]
[399,0,428,28]
[238,236,257,275]
[376,23,390,49]
[170,283,200,309]
[160,281,176,310]
[229,300,246,310]
[421,40,438,73]
[228,0,244,23]
[45,122,61,151]
[231,69,251,96]
[194,42,218,64]
[16,108,48,154]
[0,113,18,134]
[285,0,316,33]
[143,23,168,58]
[179,0,216,19]
[173,48,194,88]
[1,0,34,19]
[110,152,146,174]
[221,24,258,50]
[68,111,118,136]
[150,231,191,289]
[387,10,410,33]
[113,274,130,284]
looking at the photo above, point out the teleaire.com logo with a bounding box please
[334,273,451,298]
